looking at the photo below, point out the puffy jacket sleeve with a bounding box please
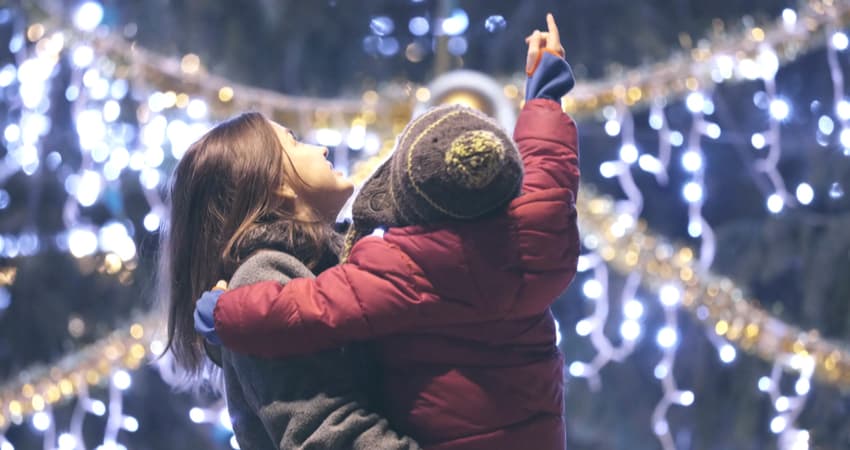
[514,98,579,196]
[213,237,488,358]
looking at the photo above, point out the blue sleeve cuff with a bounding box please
[525,52,576,102]
[194,289,223,346]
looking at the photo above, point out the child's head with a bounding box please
[163,112,352,376]
[344,104,523,257]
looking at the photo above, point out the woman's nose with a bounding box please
[322,147,329,158]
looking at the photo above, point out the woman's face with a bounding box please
[271,121,354,220]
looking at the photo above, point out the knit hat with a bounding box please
[343,104,523,258]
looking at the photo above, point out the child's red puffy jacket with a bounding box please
[213,98,580,450]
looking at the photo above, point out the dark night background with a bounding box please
[1,1,849,449]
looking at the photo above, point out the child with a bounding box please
[197,14,579,449]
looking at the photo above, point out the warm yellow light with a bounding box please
[415,87,431,103]
[218,86,234,102]
[130,324,144,340]
[104,253,123,274]
[27,24,45,42]
[180,53,201,74]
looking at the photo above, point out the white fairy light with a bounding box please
[681,150,703,172]
[656,327,678,348]
[619,143,639,164]
[782,9,797,26]
[771,416,788,434]
[686,92,705,113]
[599,161,620,178]
[818,115,835,134]
[112,370,132,390]
[832,32,849,51]
[669,131,684,146]
[189,408,206,424]
[638,154,663,173]
[767,193,784,213]
[568,361,586,377]
[73,1,104,31]
[575,319,593,336]
[604,120,621,136]
[678,390,695,406]
[795,183,814,205]
[623,299,644,320]
[122,416,139,432]
[769,99,790,121]
[840,128,850,148]
[719,344,737,363]
[620,320,641,341]
[659,285,681,307]
[704,122,721,139]
[31,411,51,431]
[682,181,703,203]
[582,279,603,299]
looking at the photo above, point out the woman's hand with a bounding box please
[525,13,564,76]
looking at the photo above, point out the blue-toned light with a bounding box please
[829,182,844,199]
[819,115,835,135]
[370,16,394,36]
[447,36,467,55]
[669,131,684,146]
[484,15,507,33]
[377,37,400,56]
[0,64,16,87]
[441,9,469,35]
[409,16,429,36]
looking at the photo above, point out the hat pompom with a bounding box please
[444,130,506,189]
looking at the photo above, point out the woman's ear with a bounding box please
[276,184,298,201]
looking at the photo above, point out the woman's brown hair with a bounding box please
[161,112,338,379]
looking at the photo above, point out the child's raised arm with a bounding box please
[516,13,579,196]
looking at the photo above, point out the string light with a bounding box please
[2,3,850,449]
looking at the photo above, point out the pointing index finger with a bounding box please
[546,13,560,48]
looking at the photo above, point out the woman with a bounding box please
[161,112,419,449]
[195,14,579,450]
